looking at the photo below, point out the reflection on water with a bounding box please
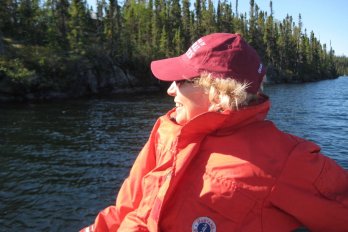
[0,77,347,231]
[265,77,348,167]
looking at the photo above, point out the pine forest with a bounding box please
[1,0,347,100]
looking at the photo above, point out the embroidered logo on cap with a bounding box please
[185,38,206,59]
[192,216,216,232]
[258,63,263,74]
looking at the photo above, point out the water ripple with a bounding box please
[0,78,347,231]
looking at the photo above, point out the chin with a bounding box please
[175,117,187,125]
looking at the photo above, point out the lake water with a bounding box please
[0,76,347,231]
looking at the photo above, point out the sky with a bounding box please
[86,0,348,56]
[236,0,348,56]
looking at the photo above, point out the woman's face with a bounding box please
[167,80,211,125]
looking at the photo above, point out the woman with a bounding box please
[81,33,348,232]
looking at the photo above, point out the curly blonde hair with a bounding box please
[193,72,259,111]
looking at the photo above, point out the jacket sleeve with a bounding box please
[269,141,348,232]
[80,119,161,232]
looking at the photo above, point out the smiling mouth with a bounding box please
[175,103,183,107]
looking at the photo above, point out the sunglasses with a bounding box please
[175,79,196,86]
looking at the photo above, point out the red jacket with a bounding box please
[81,98,348,232]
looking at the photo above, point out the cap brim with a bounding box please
[151,55,200,81]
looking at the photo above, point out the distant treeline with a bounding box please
[1,0,347,93]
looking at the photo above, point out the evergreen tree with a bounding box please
[169,0,182,32]
[18,0,41,42]
[309,30,321,78]
[1,0,347,94]
[193,0,203,38]
[95,0,107,44]
[335,55,348,75]
[263,2,275,65]
[235,0,239,17]
[0,0,19,36]
[104,0,122,58]
[151,0,163,57]
[248,0,256,46]
[123,0,137,59]
[217,0,234,33]
[173,28,184,55]
[201,0,217,34]
[159,26,169,57]
[327,43,337,77]
[44,0,70,49]
[181,0,192,47]
[168,0,182,54]
[67,0,89,54]
[300,30,311,81]
[293,14,303,78]
[255,7,265,58]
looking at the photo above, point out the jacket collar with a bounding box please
[163,94,270,141]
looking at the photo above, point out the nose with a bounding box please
[167,82,176,96]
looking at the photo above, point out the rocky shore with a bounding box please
[0,63,161,103]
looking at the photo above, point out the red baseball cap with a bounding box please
[151,33,266,93]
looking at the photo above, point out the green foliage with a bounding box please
[1,0,348,98]
[67,0,90,54]
[335,56,348,75]
[0,58,36,82]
